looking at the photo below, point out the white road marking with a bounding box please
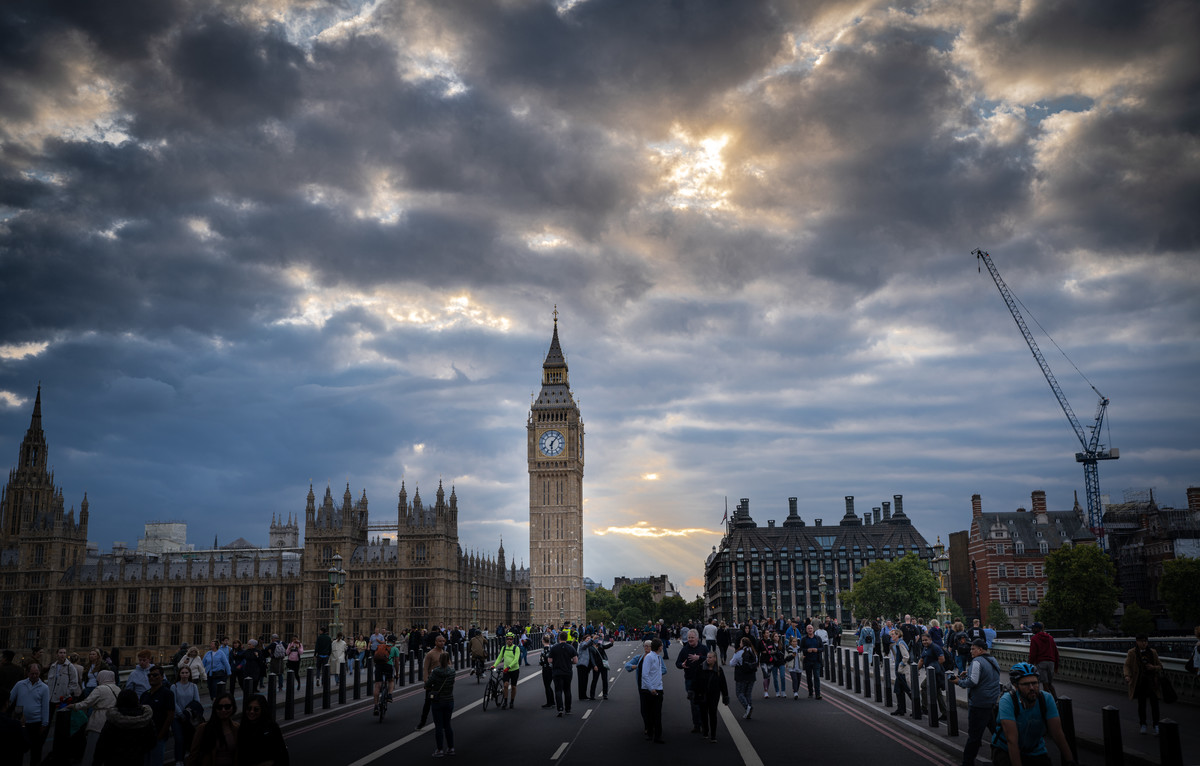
[720,703,765,766]
[551,742,569,760]
[582,709,591,719]
[345,671,541,766]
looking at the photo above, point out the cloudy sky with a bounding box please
[1,0,1197,598]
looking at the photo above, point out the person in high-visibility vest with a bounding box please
[492,632,522,709]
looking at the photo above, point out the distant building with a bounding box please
[612,574,677,603]
[948,529,973,617]
[967,490,1095,628]
[1104,487,1200,623]
[704,495,933,626]
[0,386,526,657]
[583,577,599,592]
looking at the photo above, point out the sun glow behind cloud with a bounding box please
[593,521,714,538]
[649,128,732,211]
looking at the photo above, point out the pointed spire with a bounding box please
[543,307,565,368]
[30,383,42,429]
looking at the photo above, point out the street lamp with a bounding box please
[529,594,534,627]
[818,573,827,620]
[934,538,951,627]
[470,580,478,631]
[327,552,346,639]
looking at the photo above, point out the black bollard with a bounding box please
[409,651,418,686]
[853,651,862,693]
[1159,719,1182,766]
[321,666,331,709]
[1058,696,1077,763]
[353,662,361,700]
[1101,706,1123,766]
[874,654,883,703]
[825,646,832,681]
[883,658,893,708]
[304,667,315,715]
[863,654,872,698]
[284,671,295,720]
[911,663,922,719]
[267,678,278,719]
[945,674,959,736]
[926,668,939,728]
[338,667,347,705]
[836,647,844,686]
[243,677,253,711]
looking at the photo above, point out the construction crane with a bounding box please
[974,248,1118,550]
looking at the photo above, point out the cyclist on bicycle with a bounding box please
[493,632,522,709]
[469,631,488,680]
[372,635,400,715]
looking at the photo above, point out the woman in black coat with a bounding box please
[235,695,288,766]
[695,651,729,742]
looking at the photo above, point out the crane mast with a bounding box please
[974,249,1118,550]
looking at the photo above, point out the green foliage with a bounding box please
[1120,603,1155,637]
[657,595,691,625]
[1159,557,1200,628]
[618,583,656,617]
[986,600,1014,630]
[1036,544,1119,636]
[586,609,612,626]
[689,596,707,623]
[840,553,939,620]
[586,587,620,615]
[614,606,646,628]
[947,599,966,625]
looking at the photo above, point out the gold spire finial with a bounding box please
[553,305,558,325]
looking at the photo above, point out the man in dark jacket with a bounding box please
[674,629,707,733]
[548,633,578,716]
[953,639,1001,766]
[1028,623,1060,699]
[314,627,332,686]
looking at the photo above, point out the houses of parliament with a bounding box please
[0,319,585,655]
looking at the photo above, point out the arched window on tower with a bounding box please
[415,542,427,564]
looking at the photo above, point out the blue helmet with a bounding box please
[1009,661,1039,684]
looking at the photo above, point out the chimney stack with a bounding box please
[893,495,905,517]
[845,496,855,516]
[873,507,881,524]
[1188,486,1200,512]
[788,497,799,516]
[1032,490,1047,514]
[882,501,892,520]
[972,494,983,518]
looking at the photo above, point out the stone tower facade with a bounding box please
[528,313,585,627]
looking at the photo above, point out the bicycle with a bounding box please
[471,656,486,683]
[482,667,505,710]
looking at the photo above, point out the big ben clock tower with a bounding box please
[529,310,584,628]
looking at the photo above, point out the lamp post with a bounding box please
[529,594,534,628]
[327,552,346,639]
[934,538,951,627]
[470,580,478,631]
[818,573,827,620]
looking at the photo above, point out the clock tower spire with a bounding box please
[529,309,584,628]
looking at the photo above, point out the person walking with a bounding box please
[798,624,824,699]
[694,651,728,742]
[416,633,447,727]
[576,634,593,702]
[425,652,456,757]
[188,692,238,766]
[170,665,202,766]
[917,633,948,721]
[991,663,1076,766]
[548,632,578,717]
[140,664,175,766]
[674,629,707,733]
[716,622,731,664]
[330,633,347,686]
[70,668,120,766]
[1123,634,1163,735]
[639,638,665,743]
[94,689,157,766]
[587,633,613,700]
[235,694,288,766]
[953,639,1002,766]
[730,637,758,719]
[46,647,82,702]
[857,619,876,666]
[202,641,232,699]
[1028,623,1060,699]
[888,628,912,716]
[8,663,50,766]
[538,634,556,708]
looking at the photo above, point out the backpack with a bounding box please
[273,642,286,660]
[988,689,1048,737]
[374,643,391,663]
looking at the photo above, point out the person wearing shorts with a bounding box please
[493,632,522,709]
[372,638,398,715]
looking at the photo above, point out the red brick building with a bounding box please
[967,490,1097,628]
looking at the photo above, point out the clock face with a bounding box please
[539,429,565,457]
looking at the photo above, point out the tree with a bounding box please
[986,600,1014,630]
[586,586,620,616]
[614,606,646,629]
[1120,603,1155,637]
[618,583,656,618]
[658,595,691,625]
[689,596,707,624]
[840,553,939,620]
[586,609,613,626]
[1159,557,1200,628]
[1035,544,1119,636]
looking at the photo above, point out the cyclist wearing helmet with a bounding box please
[372,635,400,715]
[493,632,522,709]
[991,662,1075,766]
